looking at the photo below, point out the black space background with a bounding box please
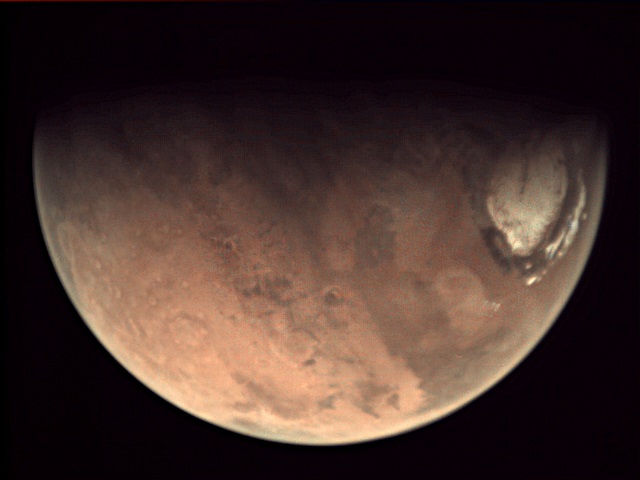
[3,2,639,479]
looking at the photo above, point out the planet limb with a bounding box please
[33,80,607,445]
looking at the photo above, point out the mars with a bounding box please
[33,80,607,445]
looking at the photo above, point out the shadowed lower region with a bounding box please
[33,79,607,445]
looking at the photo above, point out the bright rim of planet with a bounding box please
[33,80,607,445]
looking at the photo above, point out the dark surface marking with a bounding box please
[354,381,392,418]
[386,392,401,410]
[323,287,345,306]
[317,394,337,410]
[237,274,294,307]
[354,203,396,269]
[481,227,514,273]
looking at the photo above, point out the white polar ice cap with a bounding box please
[486,139,568,257]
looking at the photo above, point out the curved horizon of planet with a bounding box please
[33,80,607,445]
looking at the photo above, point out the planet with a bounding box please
[33,80,607,445]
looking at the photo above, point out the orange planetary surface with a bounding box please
[33,81,607,445]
